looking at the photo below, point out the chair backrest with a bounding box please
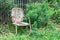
[11,8,24,23]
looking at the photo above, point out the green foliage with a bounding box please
[0,1,60,40]
[0,28,60,40]
[51,1,60,24]
[25,2,55,28]
[54,9,60,24]
[46,22,56,30]
[0,0,17,24]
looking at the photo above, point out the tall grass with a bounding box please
[0,28,60,40]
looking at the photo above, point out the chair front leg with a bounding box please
[15,25,17,35]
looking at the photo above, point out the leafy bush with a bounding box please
[25,2,55,28]
[0,0,17,24]
[51,1,60,24]
[53,9,60,24]
[46,22,56,30]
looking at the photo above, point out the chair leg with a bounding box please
[28,17,32,34]
[15,25,17,35]
[30,24,31,32]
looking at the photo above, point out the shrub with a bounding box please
[52,9,60,24]
[25,2,55,28]
[51,1,60,24]
[46,21,56,30]
[0,0,17,24]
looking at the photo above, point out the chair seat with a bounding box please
[13,22,29,26]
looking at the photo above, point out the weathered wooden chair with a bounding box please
[11,8,31,34]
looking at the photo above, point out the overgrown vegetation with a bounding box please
[51,2,60,24]
[25,2,55,28]
[0,28,60,40]
[0,0,17,24]
[0,0,60,40]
